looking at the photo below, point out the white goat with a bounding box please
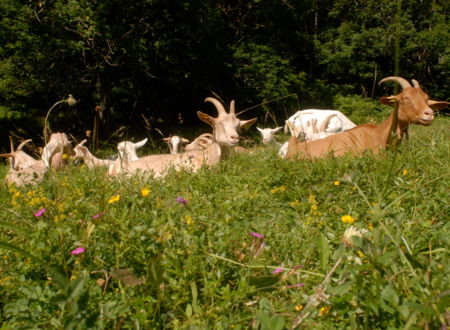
[284,109,356,140]
[257,127,284,144]
[184,133,214,151]
[110,97,257,177]
[73,139,115,169]
[41,132,73,168]
[117,138,148,162]
[163,136,190,154]
[279,110,356,158]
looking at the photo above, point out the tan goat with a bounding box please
[73,139,114,169]
[286,76,449,159]
[110,97,257,177]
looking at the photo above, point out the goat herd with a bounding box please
[1,76,448,187]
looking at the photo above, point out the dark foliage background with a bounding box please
[0,0,448,150]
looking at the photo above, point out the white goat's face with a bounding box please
[197,98,257,148]
[117,138,148,161]
[257,127,283,144]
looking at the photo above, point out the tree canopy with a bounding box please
[0,0,448,148]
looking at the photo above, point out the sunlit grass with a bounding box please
[0,117,449,328]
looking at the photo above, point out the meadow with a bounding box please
[0,113,449,329]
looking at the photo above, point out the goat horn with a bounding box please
[411,79,420,88]
[17,139,32,150]
[379,76,412,90]
[230,100,235,114]
[319,114,337,133]
[205,97,227,116]
[78,139,88,146]
[9,136,14,153]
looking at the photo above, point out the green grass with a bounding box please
[0,117,449,329]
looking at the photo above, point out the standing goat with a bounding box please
[110,97,257,177]
[286,76,449,159]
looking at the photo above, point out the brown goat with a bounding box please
[286,77,448,159]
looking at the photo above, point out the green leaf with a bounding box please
[185,303,193,318]
[318,233,330,272]
[249,275,280,292]
[0,241,41,263]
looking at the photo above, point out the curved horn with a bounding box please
[17,139,32,150]
[411,79,420,88]
[379,76,412,90]
[319,114,337,133]
[205,97,226,116]
[230,100,235,115]
[78,139,88,146]
[9,136,14,153]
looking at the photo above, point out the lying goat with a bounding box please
[286,76,449,159]
[111,138,148,175]
[73,139,115,169]
[285,109,356,141]
[184,133,214,151]
[163,136,190,154]
[110,97,257,177]
[257,127,284,144]
[42,132,74,169]
[1,139,47,186]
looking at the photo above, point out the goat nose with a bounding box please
[424,109,434,117]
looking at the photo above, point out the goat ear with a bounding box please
[256,127,263,132]
[239,117,258,131]
[197,111,216,127]
[162,137,170,142]
[428,100,449,112]
[274,126,284,133]
[181,138,190,143]
[380,95,399,105]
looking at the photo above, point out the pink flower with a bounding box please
[272,268,284,274]
[249,232,264,239]
[34,208,46,217]
[92,212,105,219]
[176,197,188,204]
[71,247,85,255]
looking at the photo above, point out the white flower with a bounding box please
[342,226,367,247]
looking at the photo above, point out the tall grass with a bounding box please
[0,117,449,329]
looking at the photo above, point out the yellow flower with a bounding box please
[141,188,150,197]
[334,180,340,186]
[402,169,408,176]
[295,304,303,312]
[62,153,70,160]
[289,200,300,208]
[108,195,120,204]
[341,215,355,224]
[184,215,194,225]
[368,223,374,231]
[270,185,286,194]
[357,250,366,258]
[319,306,330,316]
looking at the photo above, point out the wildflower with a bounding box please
[357,250,366,258]
[342,226,367,247]
[295,304,303,312]
[92,212,105,219]
[402,169,408,176]
[289,200,300,208]
[270,185,286,194]
[333,180,340,186]
[108,195,120,204]
[319,306,330,316]
[71,247,85,255]
[176,196,188,205]
[341,215,355,224]
[65,94,77,106]
[272,268,284,274]
[249,232,264,239]
[368,223,374,231]
[184,215,194,225]
[141,188,150,197]
[34,208,46,217]
[62,153,70,160]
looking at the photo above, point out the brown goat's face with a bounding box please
[398,87,434,126]
[381,86,448,126]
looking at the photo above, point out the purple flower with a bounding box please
[176,197,188,205]
[34,208,46,217]
[71,247,85,255]
[92,212,105,219]
[272,268,284,274]
[249,232,264,239]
